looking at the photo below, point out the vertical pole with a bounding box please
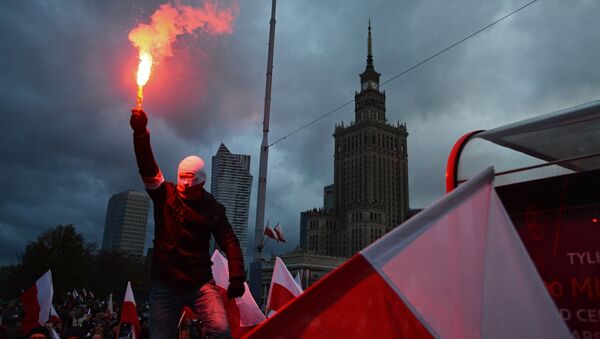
[250,0,277,305]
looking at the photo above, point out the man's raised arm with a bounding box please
[130,108,164,191]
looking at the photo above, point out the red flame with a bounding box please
[128,1,239,108]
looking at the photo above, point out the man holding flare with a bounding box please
[130,108,245,339]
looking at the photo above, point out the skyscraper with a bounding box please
[334,21,409,256]
[301,22,409,258]
[211,143,253,264]
[101,190,150,257]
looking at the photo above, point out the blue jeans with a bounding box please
[149,279,230,339]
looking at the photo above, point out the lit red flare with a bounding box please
[128,1,239,109]
[135,52,153,108]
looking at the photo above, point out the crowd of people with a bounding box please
[0,292,159,339]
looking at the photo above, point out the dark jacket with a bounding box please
[133,131,245,290]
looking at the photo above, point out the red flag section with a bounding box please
[247,254,432,338]
[266,257,302,314]
[211,250,265,338]
[264,224,278,241]
[245,168,570,339]
[119,281,141,339]
[21,270,53,335]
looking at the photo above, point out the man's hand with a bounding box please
[227,277,245,299]
[130,108,148,135]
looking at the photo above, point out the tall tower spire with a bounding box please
[357,20,383,122]
[367,19,373,68]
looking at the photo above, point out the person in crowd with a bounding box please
[26,326,50,339]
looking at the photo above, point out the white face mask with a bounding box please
[177,155,206,188]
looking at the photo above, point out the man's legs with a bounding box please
[149,280,184,339]
[189,280,230,339]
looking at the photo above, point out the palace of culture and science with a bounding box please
[302,22,409,258]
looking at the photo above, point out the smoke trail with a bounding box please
[129,0,239,62]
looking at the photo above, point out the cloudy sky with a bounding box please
[1,0,599,265]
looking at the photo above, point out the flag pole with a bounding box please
[258,220,270,251]
[258,231,267,251]
[250,0,277,305]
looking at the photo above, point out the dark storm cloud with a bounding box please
[1,0,600,264]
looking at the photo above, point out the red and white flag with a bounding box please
[119,281,141,339]
[266,257,302,315]
[264,223,278,242]
[21,270,53,335]
[274,223,286,243]
[211,250,265,338]
[246,168,570,338]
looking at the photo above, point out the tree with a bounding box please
[0,224,152,303]
[87,249,150,301]
[15,224,95,302]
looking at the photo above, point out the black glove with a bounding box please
[130,108,148,135]
[227,277,245,299]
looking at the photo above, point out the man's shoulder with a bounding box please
[202,191,225,212]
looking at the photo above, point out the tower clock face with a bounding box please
[373,82,378,89]
[362,82,368,90]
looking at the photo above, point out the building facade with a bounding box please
[261,249,347,303]
[300,22,410,258]
[101,190,150,257]
[211,143,253,264]
[323,184,334,212]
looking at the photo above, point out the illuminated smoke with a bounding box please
[128,0,239,107]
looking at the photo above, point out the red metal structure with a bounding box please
[445,100,600,337]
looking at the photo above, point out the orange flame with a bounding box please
[128,1,239,109]
[136,52,153,108]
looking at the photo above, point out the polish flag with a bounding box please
[119,281,141,339]
[21,270,53,335]
[264,224,279,242]
[245,168,570,338]
[211,250,265,338]
[274,223,286,243]
[266,257,303,315]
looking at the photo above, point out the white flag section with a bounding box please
[210,250,265,338]
[49,304,61,339]
[20,270,53,335]
[266,257,303,314]
[246,168,570,339]
[49,304,61,323]
[294,272,302,289]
